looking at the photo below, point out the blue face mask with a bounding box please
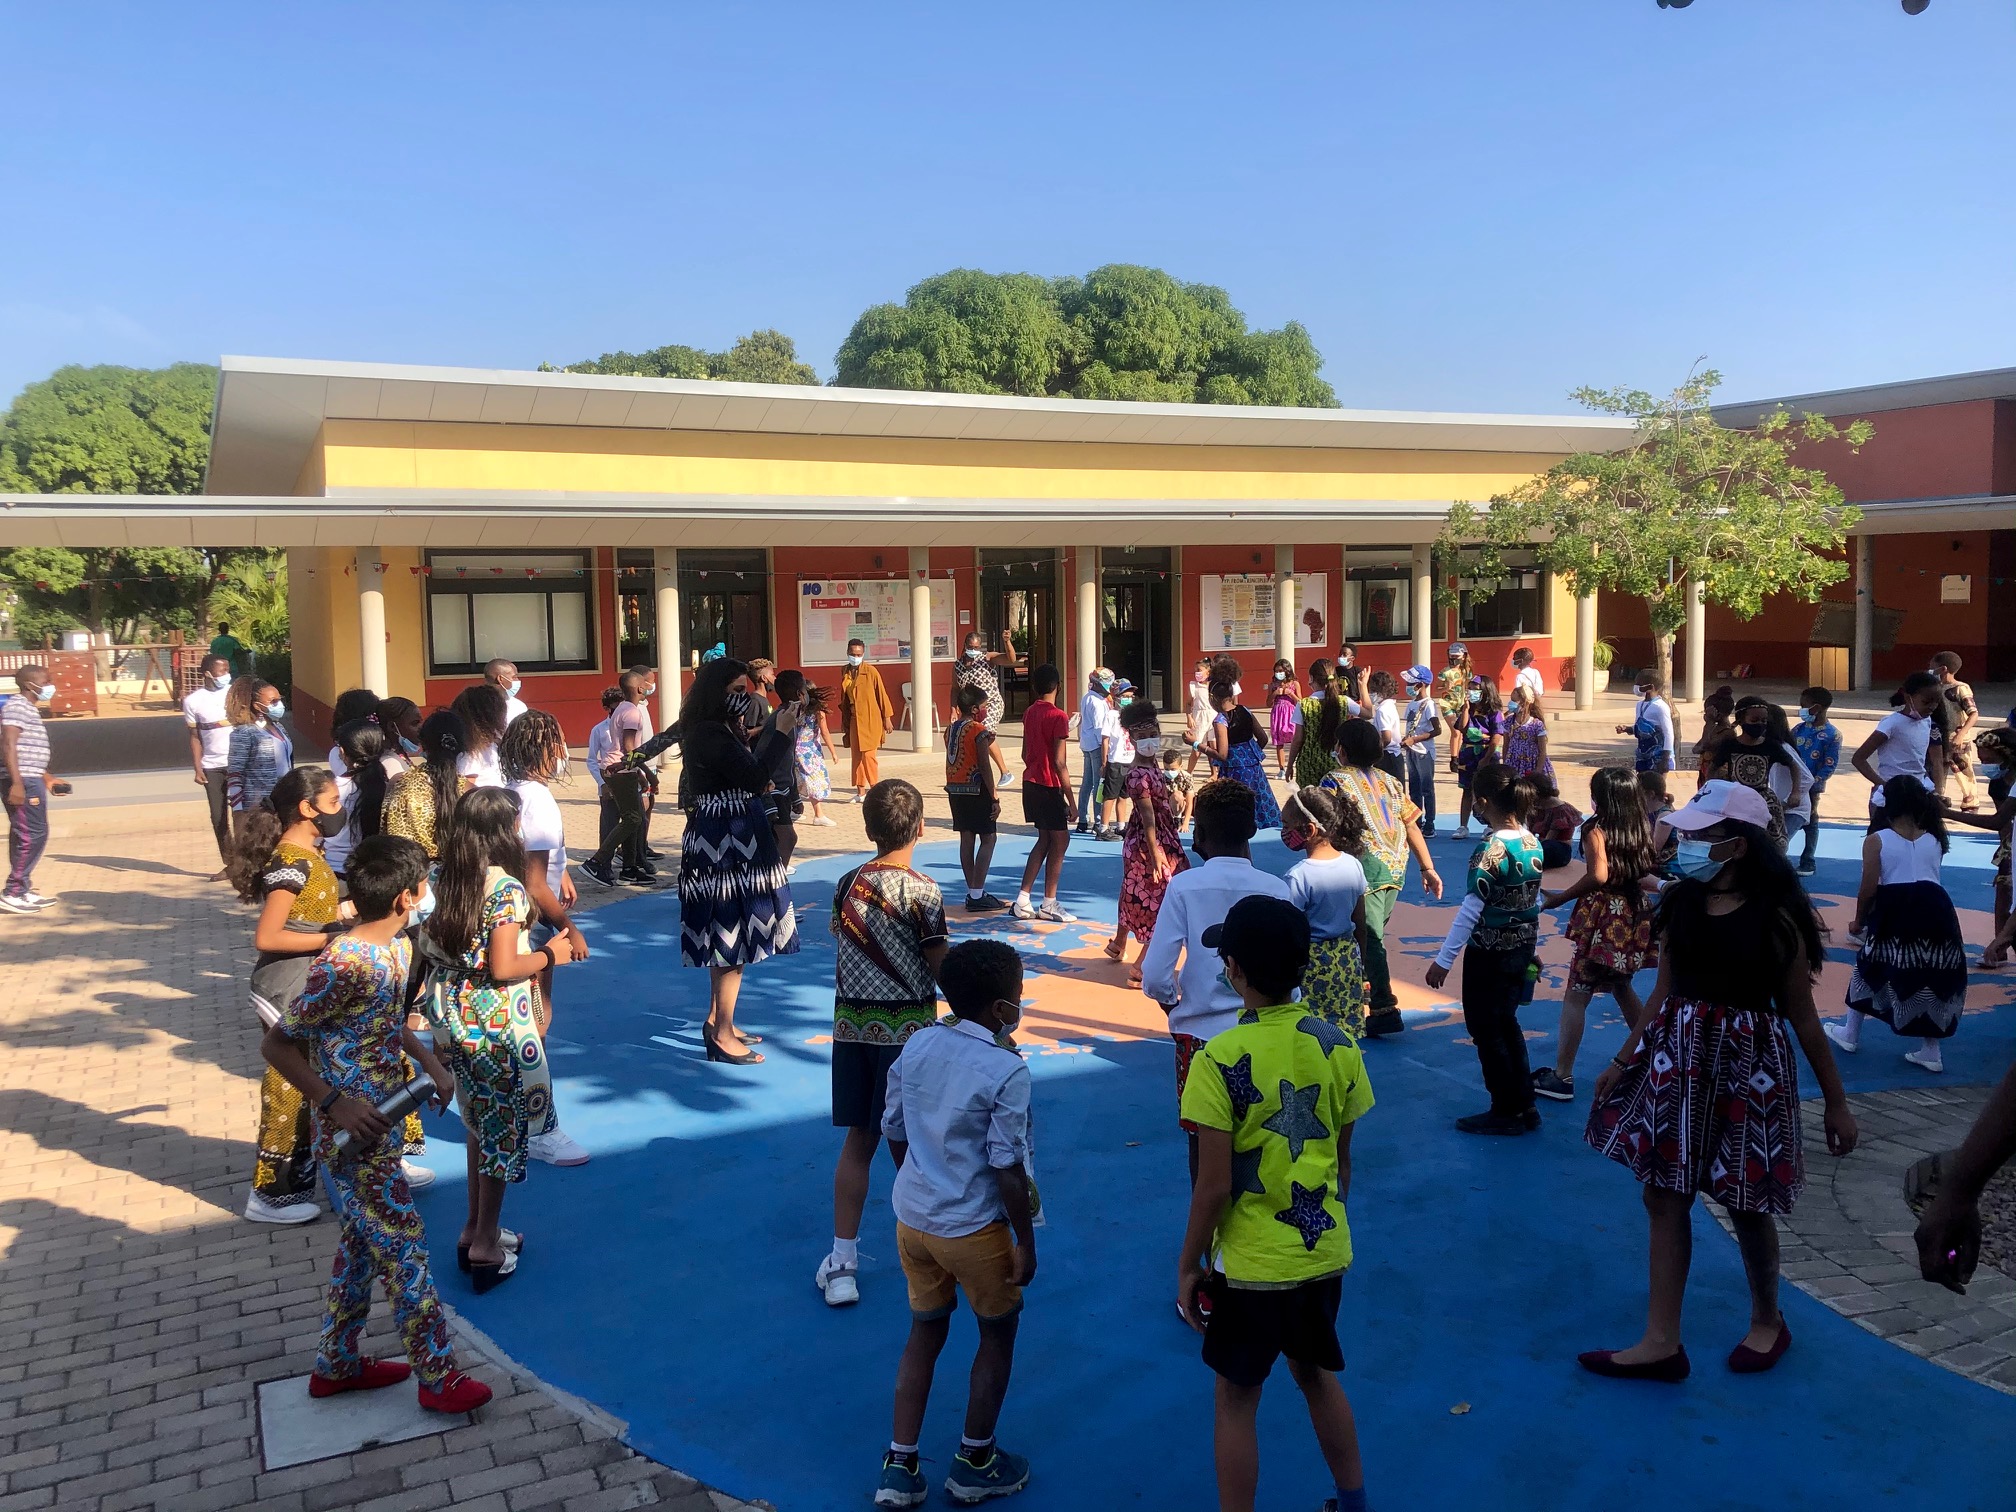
[1978,763,2004,784]
[408,883,436,927]
[399,735,422,756]
[1672,838,1727,881]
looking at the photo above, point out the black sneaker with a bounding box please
[965,893,1010,914]
[1531,1067,1576,1102]
[618,868,654,886]
[580,858,618,887]
[1074,823,1094,835]
[1455,1109,1532,1136]
[1795,860,1816,877]
[1095,826,1121,842]
[629,859,659,879]
[1363,1007,1405,1038]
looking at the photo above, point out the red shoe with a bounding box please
[308,1359,412,1397]
[1576,1346,1690,1383]
[1728,1322,1792,1374]
[417,1370,494,1414]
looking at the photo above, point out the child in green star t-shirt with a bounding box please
[1175,894,1375,1512]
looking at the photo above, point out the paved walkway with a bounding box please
[2,730,2013,1510]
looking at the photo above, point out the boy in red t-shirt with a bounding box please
[1013,664,1077,922]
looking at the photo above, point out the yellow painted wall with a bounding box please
[381,547,427,698]
[287,546,340,715]
[317,419,1570,504]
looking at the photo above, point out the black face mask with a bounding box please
[313,808,350,838]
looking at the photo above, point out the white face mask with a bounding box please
[407,882,436,927]
[965,647,985,660]
[847,655,863,668]
[211,672,232,691]
[1135,737,1163,758]
[506,678,521,699]
[1231,682,1243,699]
[32,684,56,703]
[260,700,286,721]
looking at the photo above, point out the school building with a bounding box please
[3,355,2011,747]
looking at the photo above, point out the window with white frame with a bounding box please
[1459,558,1549,640]
[425,551,596,676]
[1342,553,1412,642]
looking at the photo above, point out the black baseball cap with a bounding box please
[1200,895,1310,990]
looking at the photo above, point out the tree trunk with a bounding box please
[1656,632,1675,695]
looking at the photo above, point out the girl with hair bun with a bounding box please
[383,711,468,860]
[1282,785,1372,1034]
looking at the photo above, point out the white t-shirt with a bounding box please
[1081,691,1113,752]
[380,750,412,780]
[1769,747,1815,822]
[586,718,614,792]
[458,746,505,789]
[182,686,231,769]
[504,695,529,727]
[1403,695,1439,760]
[326,744,348,780]
[1373,697,1403,756]
[1876,826,1944,886]
[1106,719,1136,767]
[1873,710,1939,786]
[510,779,568,900]
[1515,665,1545,704]
[1286,853,1368,943]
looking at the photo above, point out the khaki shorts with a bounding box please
[896,1220,1023,1322]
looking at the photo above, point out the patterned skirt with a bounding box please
[1563,889,1657,988]
[1224,741,1282,828]
[1847,880,1967,1040]
[1119,844,1183,942]
[1303,935,1368,1036]
[427,968,554,1183]
[678,790,800,969]
[1585,996,1804,1215]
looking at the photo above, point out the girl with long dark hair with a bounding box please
[378,697,423,778]
[383,711,467,859]
[422,787,580,1290]
[231,765,348,1224]
[1582,780,1856,1381]
[636,658,800,1063]
[452,684,510,789]
[787,671,840,827]
[1532,766,1659,1101]
[1287,657,1345,788]
[1450,674,1504,838]
[327,717,390,878]
[1201,679,1280,829]
[1267,658,1301,778]
[1282,785,1371,1034]
[1827,776,1968,1072]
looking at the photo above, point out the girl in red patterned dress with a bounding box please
[1530,767,1657,1104]
[1580,780,1857,1382]
[1108,701,1185,987]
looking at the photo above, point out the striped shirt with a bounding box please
[0,695,51,780]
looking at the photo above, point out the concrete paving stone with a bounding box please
[506,1469,604,1511]
[1803,1273,1874,1299]
[491,1426,586,1466]
[400,1445,498,1488]
[349,1483,454,1512]
[1851,1309,1928,1339]
[306,1468,409,1512]
[0,1488,56,1512]
[541,1440,629,1479]
[1825,1290,1896,1319]
[1931,1341,2014,1374]
[448,1459,547,1502]
[555,1487,658,1512]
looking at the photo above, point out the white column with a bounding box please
[1273,544,1296,674]
[653,546,682,730]
[1574,589,1597,712]
[1852,534,1874,692]
[1410,544,1433,668]
[1684,577,1707,706]
[1076,546,1100,694]
[355,547,388,697]
[909,546,933,753]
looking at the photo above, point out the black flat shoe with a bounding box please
[471,1248,519,1295]
[456,1228,523,1274]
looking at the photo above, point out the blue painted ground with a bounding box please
[410,821,2016,1512]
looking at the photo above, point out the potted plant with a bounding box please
[1564,638,1616,694]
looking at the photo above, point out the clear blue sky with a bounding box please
[5,1,2013,414]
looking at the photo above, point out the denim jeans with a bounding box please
[5,776,49,897]
[1077,747,1104,828]
[1404,747,1437,833]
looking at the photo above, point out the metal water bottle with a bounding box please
[328,1073,435,1161]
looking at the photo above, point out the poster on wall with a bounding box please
[1200,573,1330,650]
[797,578,955,664]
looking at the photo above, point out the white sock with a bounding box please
[1839,1009,1865,1045]
[1916,1039,1943,1066]
[832,1236,857,1267]
[1015,890,1031,908]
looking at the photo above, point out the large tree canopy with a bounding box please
[833,265,1337,406]
[0,362,216,494]
[1435,368,1868,689]
[551,329,819,385]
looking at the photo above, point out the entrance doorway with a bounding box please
[1102,547,1174,711]
[977,550,1057,719]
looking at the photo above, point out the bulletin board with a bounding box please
[1201,573,1330,650]
[797,578,955,665]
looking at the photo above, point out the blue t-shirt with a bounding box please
[1286,854,1368,943]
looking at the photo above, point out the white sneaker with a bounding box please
[1452,826,1472,840]
[998,771,1016,788]
[815,1252,860,1307]
[1011,898,1038,920]
[244,1191,320,1225]
[1036,901,1077,924]
[1904,1048,1945,1074]
[528,1128,591,1166]
[1822,1021,1859,1055]
[22,891,56,909]
[400,1159,436,1190]
[0,893,34,914]
[809,815,838,828]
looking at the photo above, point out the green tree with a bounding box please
[834,264,1338,406]
[0,546,212,647]
[547,329,818,384]
[1435,368,1868,691]
[204,549,290,653]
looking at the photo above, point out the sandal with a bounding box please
[1127,969,1144,989]
[1103,940,1126,962]
[458,1228,523,1274]
[470,1247,519,1295]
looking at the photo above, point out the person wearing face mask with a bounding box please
[1077,666,1117,833]
[1,665,67,913]
[952,629,1008,725]
[224,676,294,843]
[1790,687,1841,877]
[1945,728,2015,948]
[374,697,423,778]
[1580,780,1858,1383]
[1703,696,1802,848]
[183,653,238,880]
[1449,674,1504,839]
[839,638,896,803]
[1930,651,1979,812]
[1852,671,1948,830]
[258,833,492,1415]
[229,766,357,1223]
[1109,700,1185,985]
[484,659,528,728]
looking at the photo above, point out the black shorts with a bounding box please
[949,792,997,836]
[1101,767,1130,803]
[764,789,804,826]
[831,1040,905,1130]
[1201,1273,1345,1388]
[1022,783,1071,833]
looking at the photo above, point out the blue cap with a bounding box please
[1402,664,1433,685]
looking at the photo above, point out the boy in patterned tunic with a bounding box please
[816,779,949,1308]
[260,835,492,1414]
[1176,895,1374,1512]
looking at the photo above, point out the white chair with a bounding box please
[896,681,941,734]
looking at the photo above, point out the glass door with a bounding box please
[1101,548,1174,711]
[978,550,1056,718]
